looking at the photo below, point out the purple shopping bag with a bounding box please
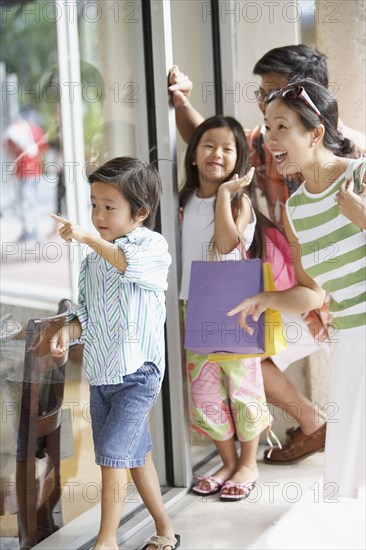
[184,259,264,355]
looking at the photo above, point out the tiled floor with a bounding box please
[120,448,366,550]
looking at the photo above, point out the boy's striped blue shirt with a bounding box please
[67,226,172,385]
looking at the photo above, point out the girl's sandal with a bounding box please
[191,475,225,495]
[219,481,256,502]
[141,534,181,550]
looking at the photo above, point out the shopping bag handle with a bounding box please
[209,230,248,262]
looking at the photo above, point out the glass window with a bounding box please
[1,0,71,303]
[0,2,159,548]
[170,0,217,470]
[299,0,317,45]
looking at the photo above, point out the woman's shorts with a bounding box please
[270,312,331,371]
[89,362,161,469]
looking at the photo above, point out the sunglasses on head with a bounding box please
[267,85,323,121]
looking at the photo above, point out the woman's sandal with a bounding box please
[191,475,226,496]
[141,533,181,550]
[219,480,256,502]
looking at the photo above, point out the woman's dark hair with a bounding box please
[88,157,162,229]
[180,115,274,260]
[266,78,353,157]
[253,44,329,88]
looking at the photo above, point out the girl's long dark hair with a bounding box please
[180,115,277,260]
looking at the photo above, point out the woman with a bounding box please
[228,79,366,499]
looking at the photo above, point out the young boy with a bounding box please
[50,157,180,550]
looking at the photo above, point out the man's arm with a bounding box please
[168,65,205,143]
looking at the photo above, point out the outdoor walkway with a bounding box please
[119,449,365,550]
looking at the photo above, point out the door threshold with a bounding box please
[33,487,188,550]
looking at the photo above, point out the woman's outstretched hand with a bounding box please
[227,292,269,335]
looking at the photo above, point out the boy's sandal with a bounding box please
[141,534,180,550]
[191,475,225,495]
[219,481,256,502]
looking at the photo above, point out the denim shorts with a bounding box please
[89,362,161,468]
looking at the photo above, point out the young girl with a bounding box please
[229,80,366,499]
[180,115,275,501]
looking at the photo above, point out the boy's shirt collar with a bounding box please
[114,225,146,244]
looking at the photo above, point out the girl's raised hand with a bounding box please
[227,292,269,335]
[51,213,91,244]
[220,167,255,194]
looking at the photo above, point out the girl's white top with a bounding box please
[179,192,256,300]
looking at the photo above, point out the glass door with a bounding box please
[0,0,72,304]
[1,1,242,548]
[0,2,166,549]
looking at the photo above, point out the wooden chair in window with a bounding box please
[16,299,72,550]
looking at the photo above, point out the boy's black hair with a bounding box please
[253,45,329,88]
[266,78,353,157]
[88,157,162,230]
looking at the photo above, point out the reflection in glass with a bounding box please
[0,1,70,301]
